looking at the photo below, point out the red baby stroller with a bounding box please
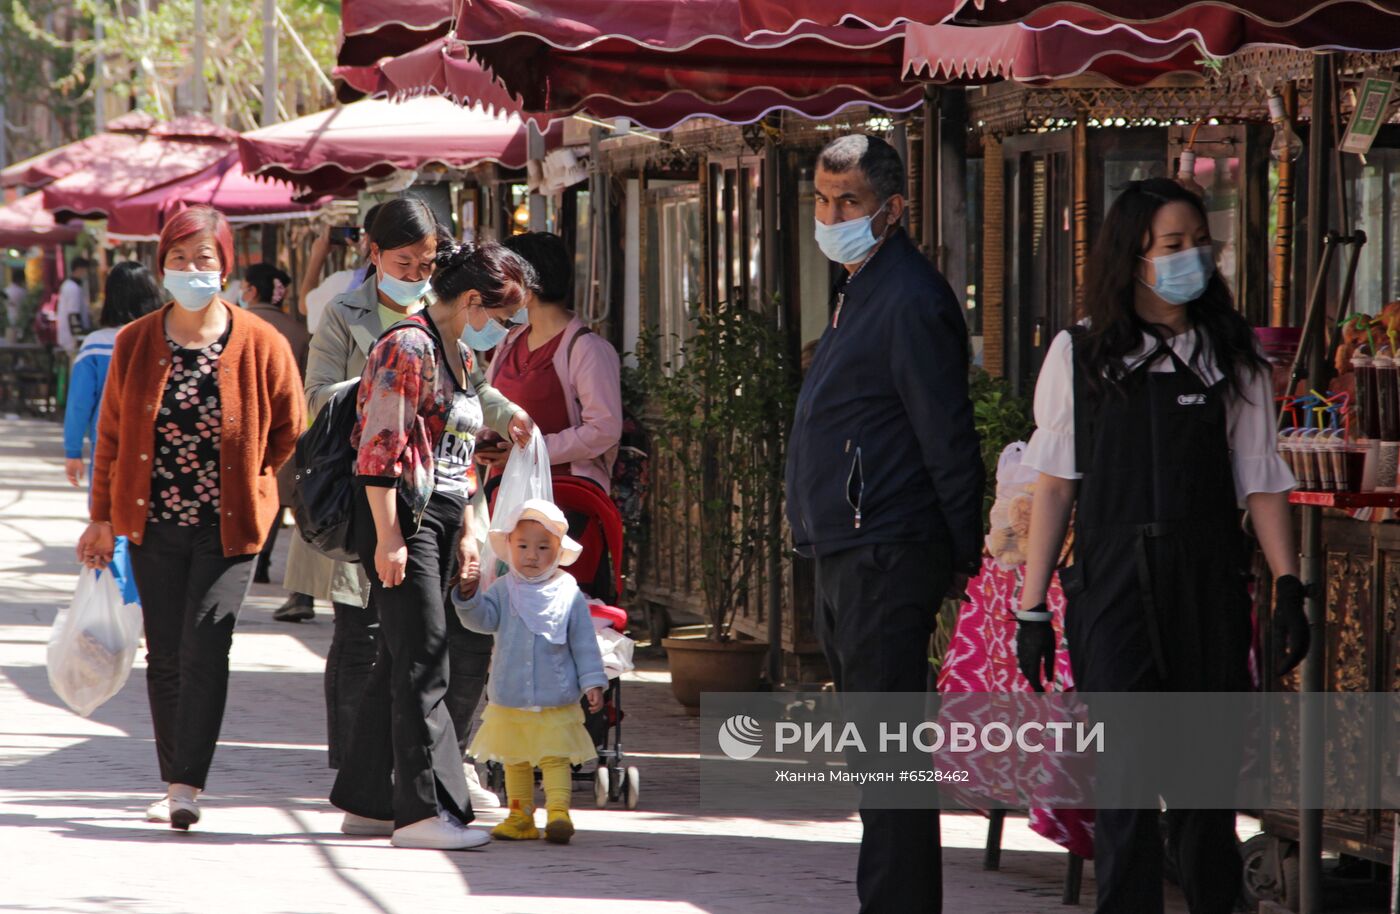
[482,474,641,809]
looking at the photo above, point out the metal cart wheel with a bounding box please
[623,766,641,809]
[593,765,611,808]
[1241,834,1300,912]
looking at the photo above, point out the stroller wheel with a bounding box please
[593,766,611,808]
[623,766,641,810]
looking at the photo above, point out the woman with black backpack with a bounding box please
[328,210,535,850]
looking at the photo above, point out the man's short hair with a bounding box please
[817,134,906,201]
[70,257,92,272]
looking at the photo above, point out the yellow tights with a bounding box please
[491,758,574,843]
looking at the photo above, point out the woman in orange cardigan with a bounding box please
[75,206,304,830]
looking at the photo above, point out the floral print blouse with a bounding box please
[148,326,229,526]
[353,313,520,525]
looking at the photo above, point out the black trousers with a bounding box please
[330,490,471,828]
[1094,808,1240,914]
[813,541,948,914]
[128,522,253,790]
[325,600,377,769]
[1085,661,1244,914]
[324,601,490,770]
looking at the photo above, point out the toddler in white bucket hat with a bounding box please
[453,498,606,844]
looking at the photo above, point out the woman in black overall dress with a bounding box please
[1015,179,1311,914]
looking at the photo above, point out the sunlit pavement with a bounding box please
[0,417,1204,913]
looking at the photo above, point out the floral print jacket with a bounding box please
[353,312,519,525]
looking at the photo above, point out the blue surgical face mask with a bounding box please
[377,271,430,307]
[508,306,528,326]
[462,313,510,352]
[163,270,222,312]
[1140,245,1214,306]
[814,201,888,265]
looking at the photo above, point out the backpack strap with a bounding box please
[1067,325,1091,477]
[566,325,592,369]
[378,313,468,393]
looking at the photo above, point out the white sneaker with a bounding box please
[390,812,491,850]
[465,763,501,809]
[145,797,171,823]
[341,813,395,836]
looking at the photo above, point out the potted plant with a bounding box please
[638,301,797,714]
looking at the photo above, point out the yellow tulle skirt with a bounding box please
[467,702,598,767]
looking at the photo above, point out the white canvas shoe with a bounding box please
[145,797,171,823]
[341,813,395,836]
[465,763,502,809]
[390,812,491,850]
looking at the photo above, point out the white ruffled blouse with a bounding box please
[1022,327,1296,506]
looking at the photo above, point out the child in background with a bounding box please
[453,499,607,844]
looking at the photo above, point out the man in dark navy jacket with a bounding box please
[786,134,985,914]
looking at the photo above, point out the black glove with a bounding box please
[1273,575,1311,677]
[1015,607,1056,693]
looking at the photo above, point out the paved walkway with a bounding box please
[1,416,1184,914]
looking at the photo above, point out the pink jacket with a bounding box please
[487,317,623,493]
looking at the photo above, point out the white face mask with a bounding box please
[163,270,222,312]
[814,201,889,264]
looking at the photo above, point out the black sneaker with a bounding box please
[272,594,315,623]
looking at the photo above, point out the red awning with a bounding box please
[350,34,925,130]
[987,3,1400,54]
[40,115,234,220]
[0,193,82,249]
[739,0,1400,52]
[904,22,1206,86]
[952,0,1400,28]
[237,96,542,194]
[344,1,928,129]
[338,0,452,66]
[107,153,326,240]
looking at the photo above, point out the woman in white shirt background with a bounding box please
[1015,178,1309,914]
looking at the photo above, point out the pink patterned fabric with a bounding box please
[936,558,1095,859]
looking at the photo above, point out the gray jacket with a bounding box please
[305,272,518,434]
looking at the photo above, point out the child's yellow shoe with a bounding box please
[543,810,574,845]
[491,811,540,841]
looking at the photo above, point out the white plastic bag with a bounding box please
[595,626,636,680]
[986,441,1038,570]
[479,428,554,589]
[47,568,143,717]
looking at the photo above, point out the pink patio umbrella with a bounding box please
[0,111,154,190]
[0,193,82,248]
[237,95,550,195]
[41,116,235,221]
[106,152,327,241]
